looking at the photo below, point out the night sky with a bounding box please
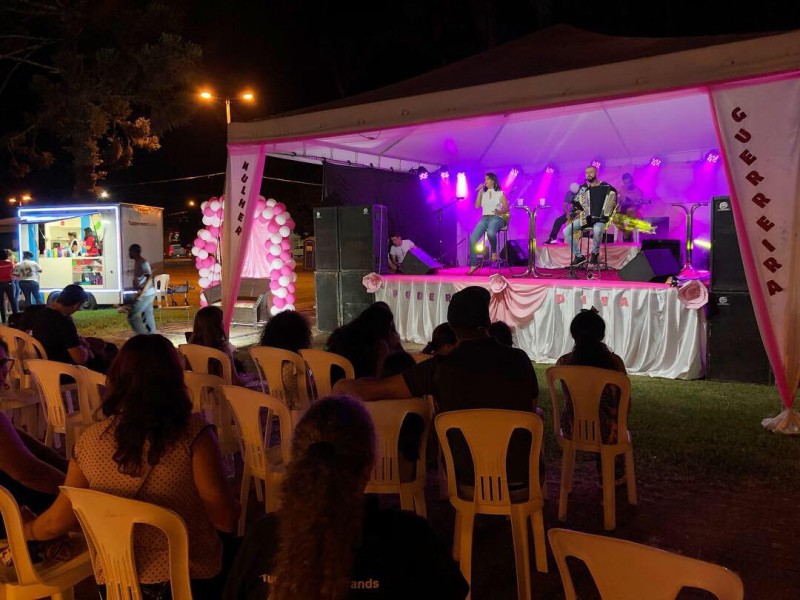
[2,0,800,236]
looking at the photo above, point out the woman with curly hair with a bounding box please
[23,334,240,599]
[224,395,468,600]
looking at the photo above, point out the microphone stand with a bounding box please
[437,197,463,265]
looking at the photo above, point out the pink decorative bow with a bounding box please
[677,279,709,309]
[362,272,384,293]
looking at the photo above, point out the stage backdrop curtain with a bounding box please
[322,163,454,264]
[376,277,703,380]
[710,75,800,413]
[222,144,266,331]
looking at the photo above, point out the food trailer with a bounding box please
[17,203,164,308]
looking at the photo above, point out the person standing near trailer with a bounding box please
[13,251,43,306]
[127,244,156,334]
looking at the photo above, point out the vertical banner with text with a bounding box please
[222,144,267,331]
[710,76,800,412]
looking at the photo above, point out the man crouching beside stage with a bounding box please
[333,286,541,486]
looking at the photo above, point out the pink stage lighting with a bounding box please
[456,172,468,199]
[504,167,520,190]
[649,157,662,167]
[591,160,602,169]
[705,150,720,163]
[545,166,556,175]
[440,170,449,179]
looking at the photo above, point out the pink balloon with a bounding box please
[280,265,292,276]
[272,205,285,216]
[272,296,286,309]
[203,206,215,217]
[203,257,215,268]
[269,280,281,291]
[286,219,296,230]
[280,239,291,250]
[287,283,296,294]
[267,222,280,234]
[207,226,219,237]
[284,294,295,305]
[193,238,204,248]
[279,250,291,261]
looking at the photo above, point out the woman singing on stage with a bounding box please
[468,172,509,275]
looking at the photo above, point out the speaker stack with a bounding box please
[706,196,772,384]
[313,204,388,332]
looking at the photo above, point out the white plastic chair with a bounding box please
[0,485,93,600]
[436,409,547,600]
[178,343,232,384]
[298,349,354,399]
[77,367,105,416]
[219,385,292,534]
[152,274,170,308]
[546,365,636,531]
[249,347,311,426]
[60,486,192,600]
[548,528,744,600]
[0,326,46,435]
[364,398,433,518]
[26,359,97,457]
[183,371,238,457]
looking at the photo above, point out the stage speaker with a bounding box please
[313,206,339,271]
[340,270,373,325]
[314,271,340,332]
[618,249,680,283]
[505,239,529,267]
[401,247,442,275]
[338,204,388,273]
[641,239,681,267]
[710,196,747,292]
[706,291,772,384]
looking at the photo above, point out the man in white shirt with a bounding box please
[468,172,509,274]
[13,251,42,306]
[388,233,416,273]
[127,244,156,334]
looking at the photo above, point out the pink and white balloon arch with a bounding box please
[192,195,297,315]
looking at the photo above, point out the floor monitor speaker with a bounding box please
[505,239,529,266]
[641,239,681,267]
[401,247,442,275]
[618,248,680,283]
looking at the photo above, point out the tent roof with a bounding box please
[228,26,800,174]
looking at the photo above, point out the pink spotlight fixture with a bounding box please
[545,166,555,175]
[591,160,602,169]
[705,150,720,163]
[649,157,662,167]
[456,172,468,199]
[440,170,449,179]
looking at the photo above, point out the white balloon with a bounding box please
[284,304,296,312]
[273,287,288,299]
[201,201,209,211]
[269,305,280,316]
[199,268,210,278]
[210,200,221,212]
[199,250,209,259]
[275,213,288,226]
[211,216,221,228]
[271,258,284,270]
[269,245,281,257]
[213,263,222,273]
[290,272,298,282]
[199,277,210,288]
[288,259,297,269]
[270,233,282,245]
[202,216,212,226]
[191,246,200,256]
[266,198,277,207]
[279,226,291,237]
[278,275,290,287]
[262,209,273,220]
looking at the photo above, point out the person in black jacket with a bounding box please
[224,395,468,600]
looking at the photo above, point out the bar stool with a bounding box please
[476,214,511,273]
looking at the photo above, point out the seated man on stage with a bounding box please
[388,232,416,273]
[563,165,617,266]
[545,182,580,244]
[468,172,509,275]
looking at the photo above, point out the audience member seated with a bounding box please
[258,310,313,408]
[31,284,91,366]
[557,307,628,481]
[488,320,514,347]
[380,350,416,379]
[8,303,47,332]
[22,334,240,599]
[223,395,468,600]
[421,322,457,356]
[0,339,67,536]
[333,286,540,487]
[190,305,259,387]
[325,301,403,379]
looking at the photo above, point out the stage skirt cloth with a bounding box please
[376,275,703,380]
[535,243,640,269]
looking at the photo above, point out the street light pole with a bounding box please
[199,90,254,124]
[225,99,231,125]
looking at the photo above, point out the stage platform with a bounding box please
[375,267,704,380]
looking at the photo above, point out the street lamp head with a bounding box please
[240,91,255,102]
[187,199,196,207]
[99,190,109,199]
[199,90,214,101]
[8,197,17,204]
[21,194,32,202]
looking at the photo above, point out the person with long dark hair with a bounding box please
[557,308,627,445]
[467,172,509,275]
[258,309,313,407]
[22,334,240,599]
[190,305,258,386]
[224,395,468,600]
[325,301,402,379]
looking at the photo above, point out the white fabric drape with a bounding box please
[376,277,703,379]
